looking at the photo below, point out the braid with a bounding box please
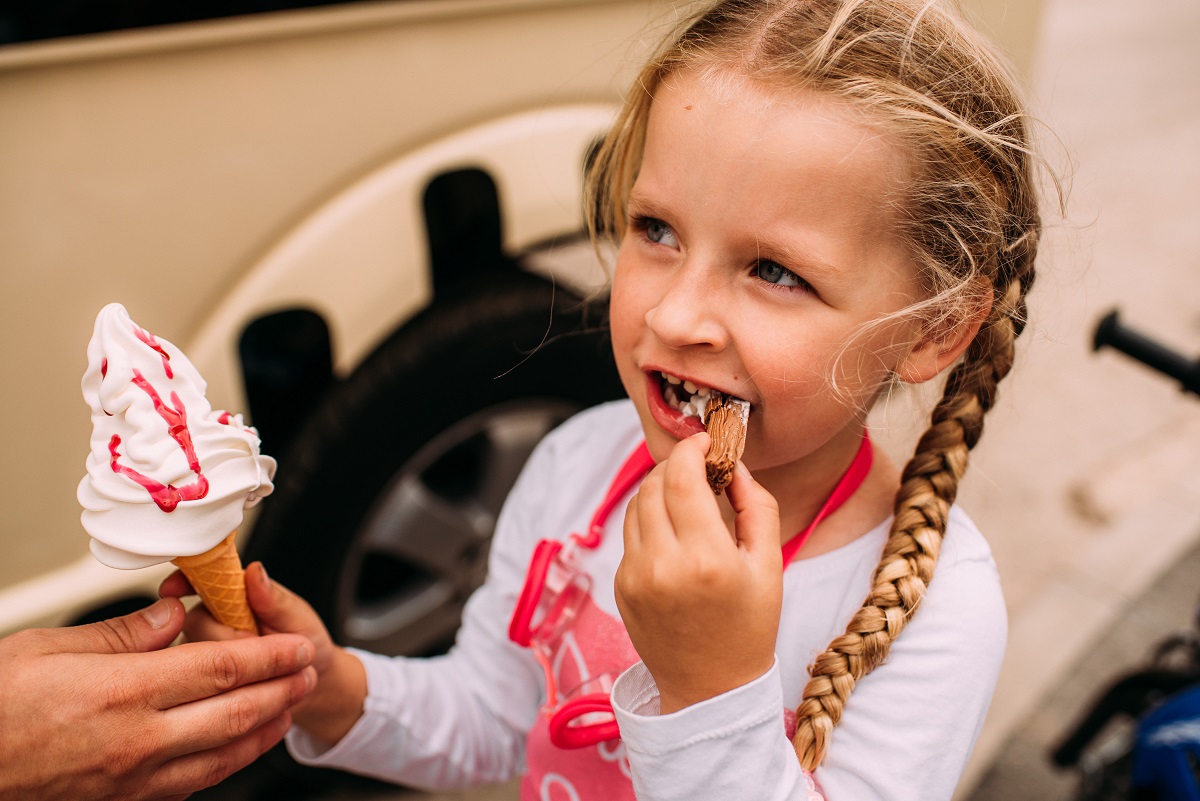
[793,267,1034,770]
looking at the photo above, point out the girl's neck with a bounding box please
[729,426,900,560]
[789,448,899,559]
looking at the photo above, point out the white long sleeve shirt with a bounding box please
[287,400,1007,801]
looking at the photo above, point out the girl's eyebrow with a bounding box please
[625,190,673,221]
[754,231,838,278]
[628,186,842,279]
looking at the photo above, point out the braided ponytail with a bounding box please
[789,0,1043,759]
[586,0,1046,771]
[794,275,1031,768]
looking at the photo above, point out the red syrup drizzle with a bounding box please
[99,359,114,416]
[133,325,173,379]
[107,341,209,512]
[216,410,256,435]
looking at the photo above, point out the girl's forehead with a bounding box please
[658,66,870,125]
[641,69,911,217]
[636,68,917,288]
[648,68,910,179]
[670,64,811,112]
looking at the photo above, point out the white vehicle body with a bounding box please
[0,0,1040,640]
[0,0,672,634]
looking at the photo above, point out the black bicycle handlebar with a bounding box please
[1093,310,1200,397]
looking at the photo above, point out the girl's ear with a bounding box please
[895,284,993,385]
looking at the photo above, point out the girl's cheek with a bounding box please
[609,259,651,332]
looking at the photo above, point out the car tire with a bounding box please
[245,271,624,658]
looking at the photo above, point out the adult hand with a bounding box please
[0,596,316,801]
[615,432,783,714]
[164,562,367,749]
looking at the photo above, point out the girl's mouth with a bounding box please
[644,371,750,441]
[658,371,716,420]
[655,372,750,420]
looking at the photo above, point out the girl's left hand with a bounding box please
[615,432,783,714]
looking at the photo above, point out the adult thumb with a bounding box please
[45,597,186,656]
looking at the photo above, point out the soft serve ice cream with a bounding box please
[78,303,276,572]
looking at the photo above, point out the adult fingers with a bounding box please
[142,711,294,799]
[181,601,254,646]
[727,461,781,552]
[158,666,314,756]
[147,632,314,709]
[37,597,186,656]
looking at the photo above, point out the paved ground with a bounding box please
[946,0,1200,794]
[198,0,1200,798]
[966,538,1200,801]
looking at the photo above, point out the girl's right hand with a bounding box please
[161,562,368,747]
[616,433,783,715]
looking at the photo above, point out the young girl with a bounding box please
[172,0,1042,798]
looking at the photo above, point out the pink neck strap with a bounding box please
[575,435,873,562]
[576,442,654,548]
[779,434,873,564]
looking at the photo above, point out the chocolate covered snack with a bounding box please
[704,393,750,494]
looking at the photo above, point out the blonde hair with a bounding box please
[587,0,1041,770]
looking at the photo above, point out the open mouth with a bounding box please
[657,372,747,420]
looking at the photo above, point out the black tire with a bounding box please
[246,271,623,657]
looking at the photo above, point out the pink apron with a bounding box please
[513,438,871,800]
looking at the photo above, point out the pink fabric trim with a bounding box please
[577,442,654,548]
[579,434,871,560]
[780,434,873,564]
[802,769,826,801]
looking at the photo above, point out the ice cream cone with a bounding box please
[172,531,257,632]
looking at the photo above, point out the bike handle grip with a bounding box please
[1093,310,1200,397]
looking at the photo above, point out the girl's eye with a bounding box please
[755,259,808,290]
[633,216,679,249]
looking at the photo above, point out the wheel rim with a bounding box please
[334,398,580,655]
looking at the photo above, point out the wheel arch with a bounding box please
[242,269,624,656]
[181,103,618,426]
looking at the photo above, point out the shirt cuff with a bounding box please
[610,657,784,756]
[286,648,405,766]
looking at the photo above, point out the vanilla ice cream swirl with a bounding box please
[78,303,276,569]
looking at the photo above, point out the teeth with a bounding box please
[660,372,720,419]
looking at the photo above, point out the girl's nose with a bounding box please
[644,265,729,351]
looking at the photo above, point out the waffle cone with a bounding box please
[171,531,257,632]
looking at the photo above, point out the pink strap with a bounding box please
[575,433,871,561]
[575,442,654,548]
[780,434,873,564]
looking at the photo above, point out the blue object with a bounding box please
[1132,684,1200,801]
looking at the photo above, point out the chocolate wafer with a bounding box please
[704,393,749,494]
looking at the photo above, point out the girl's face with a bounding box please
[610,69,929,486]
